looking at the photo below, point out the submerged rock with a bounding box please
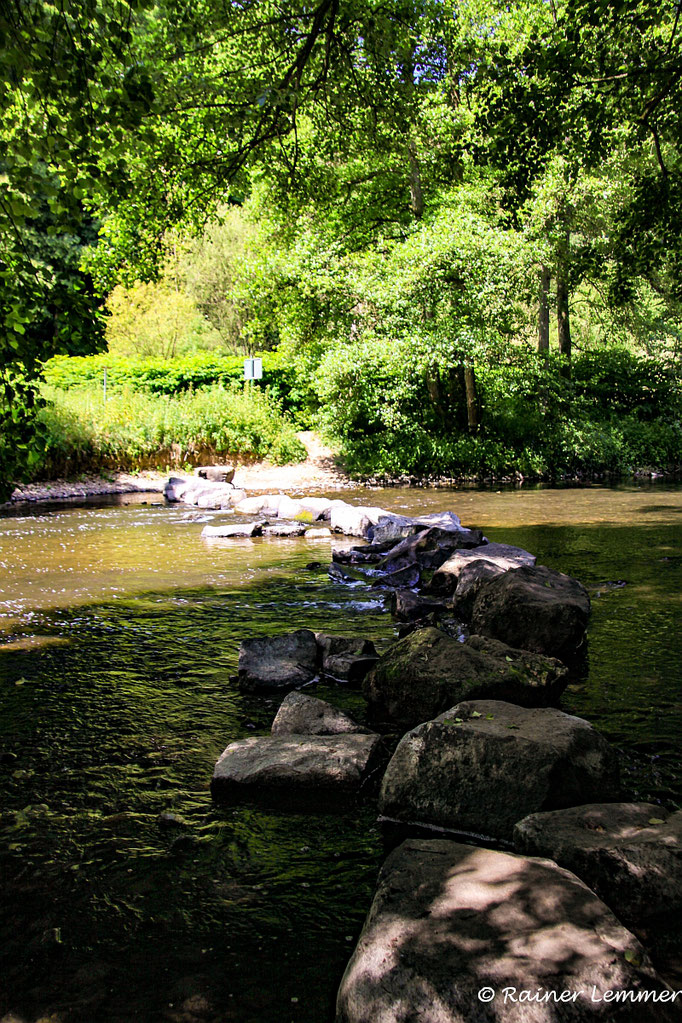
[378,699,620,839]
[514,802,682,930]
[426,541,536,596]
[271,692,373,736]
[238,629,319,690]
[211,733,385,807]
[363,628,569,729]
[336,839,673,1023]
[471,563,591,663]
[316,633,378,683]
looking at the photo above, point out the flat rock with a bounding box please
[316,633,378,683]
[271,692,373,735]
[306,527,332,538]
[378,699,620,839]
[234,494,284,516]
[414,510,462,530]
[336,838,673,1023]
[211,733,385,807]
[276,495,335,522]
[364,628,569,730]
[238,629,319,690]
[426,541,536,596]
[471,563,591,663]
[202,521,263,538]
[262,521,307,537]
[514,802,682,930]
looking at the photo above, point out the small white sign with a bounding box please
[244,358,263,380]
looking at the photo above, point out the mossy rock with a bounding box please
[363,627,568,730]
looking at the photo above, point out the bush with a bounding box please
[43,351,317,426]
[33,384,307,478]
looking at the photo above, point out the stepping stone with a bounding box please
[202,521,263,538]
[211,733,385,807]
[514,802,682,930]
[378,699,620,839]
[426,541,536,596]
[271,692,373,735]
[238,629,318,690]
[336,838,673,1023]
[364,629,568,730]
[316,633,378,683]
[472,563,591,663]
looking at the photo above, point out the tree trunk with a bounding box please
[408,141,424,220]
[538,266,550,353]
[464,366,478,432]
[556,233,571,372]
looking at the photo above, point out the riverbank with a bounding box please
[6,427,680,507]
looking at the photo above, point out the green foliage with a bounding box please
[34,384,306,479]
[317,344,682,478]
[43,351,316,424]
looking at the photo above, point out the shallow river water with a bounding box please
[1,482,681,1023]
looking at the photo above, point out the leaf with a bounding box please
[470,710,482,718]
[624,949,642,967]
[648,817,665,825]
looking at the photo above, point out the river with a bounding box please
[1,482,680,1023]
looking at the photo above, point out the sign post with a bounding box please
[243,358,263,383]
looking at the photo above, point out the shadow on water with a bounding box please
[0,488,680,1022]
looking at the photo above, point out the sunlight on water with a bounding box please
[0,482,680,1023]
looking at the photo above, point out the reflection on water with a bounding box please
[0,482,681,1023]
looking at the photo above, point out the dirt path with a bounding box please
[7,432,353,505]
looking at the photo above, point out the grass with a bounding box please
[33,384,307,478]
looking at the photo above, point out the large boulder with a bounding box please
[363,628,569,729]
[336,839,674,1023]
[426,541,536,596]
[452,558,507,619]
[378,700,620,839]
[211,733,385,807]
[316,633,379,683]
[238,629,319,690]
[271,692,373,735]
[471,563,591,663]
[514,803,682,931]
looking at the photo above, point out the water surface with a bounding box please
[1,482,680,1022]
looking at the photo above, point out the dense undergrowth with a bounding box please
[317,346,682,479]
[33,345,681,482]
[32,384,306,479]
